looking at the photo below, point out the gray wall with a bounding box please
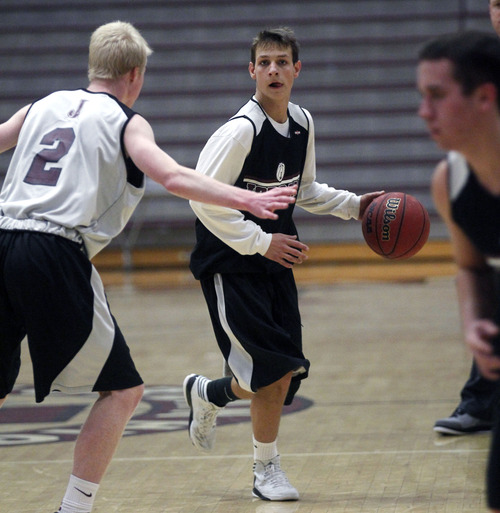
[0,0,492,248]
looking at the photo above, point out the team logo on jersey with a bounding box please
[68,99,87,118]
[276,163,286,182]
[0,384,313,447]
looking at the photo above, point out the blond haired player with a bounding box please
[0,21,295,513]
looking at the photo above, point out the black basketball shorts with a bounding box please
[0,230,143,403]
[200,270,310,404]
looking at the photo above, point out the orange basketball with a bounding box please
[362,192,430,260]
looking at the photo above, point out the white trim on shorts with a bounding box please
[214,273,254,392]
[50,265,114,394]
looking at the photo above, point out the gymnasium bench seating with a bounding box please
[92,239,455,289]
[0,1,491,252]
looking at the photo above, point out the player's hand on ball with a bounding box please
[358,190,386,220]
[361,191,430,260]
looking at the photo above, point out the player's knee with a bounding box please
[101,384,144,413]
[126,383,144,410]
[261,372,293,398]
[277,371,293,387]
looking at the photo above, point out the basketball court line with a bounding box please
[0,446,488,467]
[0,279,491,511]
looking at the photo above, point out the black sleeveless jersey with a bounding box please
[190,105,308,279]
[449,152,500,258]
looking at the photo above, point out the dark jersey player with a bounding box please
[183,26,383,502]
[418,31,500,512]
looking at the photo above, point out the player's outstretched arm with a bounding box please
[248,185,297,219]
[124,115,296,219]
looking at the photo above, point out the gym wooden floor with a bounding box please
[0,241,493,513]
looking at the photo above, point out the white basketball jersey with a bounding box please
[0,89,145,258]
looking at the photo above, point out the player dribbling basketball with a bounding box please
[184,26,384,502]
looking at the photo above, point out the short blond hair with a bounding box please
[88,21,153,81]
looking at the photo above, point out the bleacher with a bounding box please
[0,1,491,281]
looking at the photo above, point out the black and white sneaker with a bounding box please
[183,373,222,452]
[252,455,299,501]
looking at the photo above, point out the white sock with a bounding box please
[58,475,99,513]
[253,435,278,463]
[198,376,210,402]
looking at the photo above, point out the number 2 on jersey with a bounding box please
[24,127,76,186]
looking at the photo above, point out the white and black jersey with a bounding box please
[448,151,500,260]
[0,89,145,258]
[189,97,360,399]
[447,152,500,510]
[0,89,145,403]
[190,97,360,279]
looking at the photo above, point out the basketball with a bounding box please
[362,192,430,260]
